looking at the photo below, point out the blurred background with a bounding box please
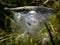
[0,0,60,45]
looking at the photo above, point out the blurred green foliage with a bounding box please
[0,0,60,45]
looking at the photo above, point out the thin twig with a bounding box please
[44,22,56,45]
[4,6,38,10]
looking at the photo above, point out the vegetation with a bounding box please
[0,0,60,45]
